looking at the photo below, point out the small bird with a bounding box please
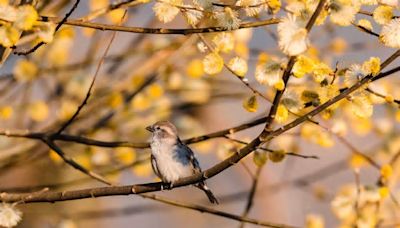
[146,121,219,204]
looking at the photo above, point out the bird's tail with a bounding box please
[196,182,219,204]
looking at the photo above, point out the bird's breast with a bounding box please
[151,144,192,182]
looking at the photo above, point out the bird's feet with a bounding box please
[161,182,174,191]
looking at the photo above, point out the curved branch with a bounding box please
[37,16,280,35]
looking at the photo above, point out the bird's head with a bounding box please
[146,121,179,143]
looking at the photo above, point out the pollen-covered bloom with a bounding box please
[357,19,373,31]
[373,5,393,25]
[362,57,380,75]
[243,95,258,112]
[282,90,302,112]
[0,4,17,22]
[277,14,309,56]
[212,32,234,53]
[379,0,398,7]
[0,204,22,228]
[350,92,373,118]
[331,184,381,227]
[235,0,263,17]
[36,22,56,43]
[228,57,248,77]
[329,0,359,26]
[197,41,207,53]
[203,52,224,75]
[255,59,283,87]
[292,55,315,78]
[183,8,203,25]
[0,25,19,48]
[215,7,241,30]
[15,5,38,30]
[344,64,367,87]
[380,18,400,48]
[153,0,181,23]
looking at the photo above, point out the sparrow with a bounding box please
[146,121,219,204]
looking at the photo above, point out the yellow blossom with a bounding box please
[357,19,373,32]
[203,52,224,75]
[106,8,126,24]
[253,151,267,167]
[147,84,164,99]
[132,161,153,177]
[131,94,151,111]
[82,27,96,37]
[373,5,393,25]
[349,154,367,169]
[275,105,288,123]
[380,164,393,179]
[115,148,136,165]
[313,62,333,83]
[57,27,75,39]
[49,149,62,164]
[268,150,286,162]
[257,52,269,64]
[107,92,123,108]
[385,95,394,103]
[228,57,248,77]
[15,5,38,30]
[0,106,12,119]
[212,33,234,53]
[75,154,92,169]
[274,79,285,90]
[293,55,315,78]
[329,37,348,54]
[186,59,204,78]
[350,93,373,118]
[36,22,56,43]
[153,0,181,23]
[235,42,249,58]
[47,38,73,66]
[131,75,145,88]
[351,117,372,135]
[13,59,38,82]
[267,0,281,14]
[306,214,325,228]
[28,101,49,122]
[396,110,400,122]
[89,0,109,11]
[378,186,389,198]
[58,99,77,120]
[0,25,19,47]
[243,95,258,112]
[362,57,380,76]
[301,123,334,147]
[316,133,334,147]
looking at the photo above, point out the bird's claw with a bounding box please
[160,182,174,191]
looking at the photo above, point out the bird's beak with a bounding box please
[146,125,154,132]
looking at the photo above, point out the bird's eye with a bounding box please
[155,126,161,130]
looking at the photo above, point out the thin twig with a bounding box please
[14,0,81,55]
[140,194,299,228]
[56,11,125,134]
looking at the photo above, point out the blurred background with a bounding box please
[0,0,400,227]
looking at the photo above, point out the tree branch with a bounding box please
[36,16,280,35]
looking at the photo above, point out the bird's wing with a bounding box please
[178,140,202,174]
[150,154,162,178]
